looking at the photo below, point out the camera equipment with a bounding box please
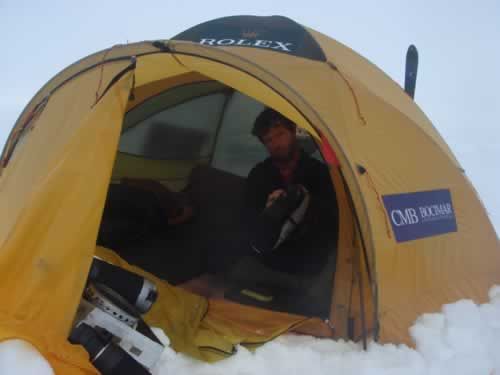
[69,322,152,375]
[264,185,306,223]
[251,185,310,254]
[273,185,310,249]
[89,258,157,314]
[84,283,140,328]
[70,258,164,374]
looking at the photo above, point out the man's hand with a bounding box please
[266,189,286,208]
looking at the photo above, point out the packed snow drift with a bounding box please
[1,286,499,375]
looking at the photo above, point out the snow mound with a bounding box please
[1,286,499,375]
[0,339,54,375]
[153,285,500,375]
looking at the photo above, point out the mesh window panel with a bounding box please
[119,93,227,160]
[212,92,266,177]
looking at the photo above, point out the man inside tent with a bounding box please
[244,108,338,274]
[181,109,338,295]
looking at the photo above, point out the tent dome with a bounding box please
[1,15,499,374]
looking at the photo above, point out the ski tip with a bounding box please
[407,44,418,58]
[405,44,419,99]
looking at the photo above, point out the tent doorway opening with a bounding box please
[96,77,365,338]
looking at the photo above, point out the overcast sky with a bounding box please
[1,0,499,233]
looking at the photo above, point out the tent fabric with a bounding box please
[164,35,500,343]
[172,15,327,61]
[307,28,460,166]
[94,246,309,363]
[0,65,134,373]
[2,43,157,137]
[0,313,98,374]
[1,14,499,373]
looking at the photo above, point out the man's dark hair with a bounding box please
[252,108,296,139]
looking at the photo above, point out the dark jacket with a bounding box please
[244,151,339,274]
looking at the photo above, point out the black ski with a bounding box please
[404,45,419,99]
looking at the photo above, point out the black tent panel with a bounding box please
[173,15,327,61]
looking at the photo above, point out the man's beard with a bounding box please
[272,143,298,163]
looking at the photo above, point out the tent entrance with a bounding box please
[96,78,355,331]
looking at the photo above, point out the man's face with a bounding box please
[261,123,297,162]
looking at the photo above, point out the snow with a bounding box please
[1,286,500,375]
[151,285,500,375]
[0,339,54,375]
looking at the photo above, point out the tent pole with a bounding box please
[356,244,368,350]
[338,167,378,343]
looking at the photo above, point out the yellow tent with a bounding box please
[1,15,499,374]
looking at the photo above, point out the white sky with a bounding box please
[1,0,499,233]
